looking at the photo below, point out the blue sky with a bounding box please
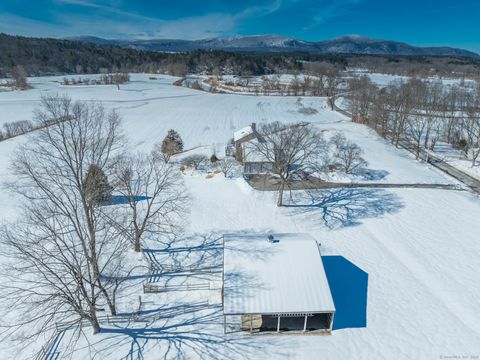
[1,0,479,52]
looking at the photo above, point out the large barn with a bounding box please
[222,233,335,334]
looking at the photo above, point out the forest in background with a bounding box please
[2,33,480,79]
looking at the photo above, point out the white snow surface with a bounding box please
[223,233,335,315]
[0,74,479,359]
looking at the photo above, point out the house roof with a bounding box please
[233,125,254,142]
[223,233,335,315]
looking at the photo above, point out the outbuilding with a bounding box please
[222,233,335,334]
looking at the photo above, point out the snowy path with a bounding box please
[247,174,461,191]
[396,137,480,193]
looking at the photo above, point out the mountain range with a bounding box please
[68,34,479,58]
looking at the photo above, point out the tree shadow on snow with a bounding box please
[285,188,402,229]
[51,230,288,359]
[102,195,151,206]
[86,300,283,360]
[142,233,224,284]
[352,168,389,181]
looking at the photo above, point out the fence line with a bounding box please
[143,282,218,293]
[148,263,222,273]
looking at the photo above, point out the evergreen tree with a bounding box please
[83,164,113,204]
[210,154,219,163]
[160,129,184,162]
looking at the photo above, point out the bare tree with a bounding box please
[422,82,442,149]
[331,133,367,174]
[100,72,130,87]
[10,65,29,89]
[113,153,187,252]
[388,80,416,147]
[464,103,480,167]
[406,116,427,159]
[0,95,129,341]
[304,61,339,97]
[182,154,209,170]
[288,74,302,96]
[251,122,325,206]
[370,89,391,137]
[325,66,340,110]
[2,120,34,138]
[167,62,188,77]
[442,87,463,144]
[261,75,280,95]
[219,157,238,177]
[301,75,312,96]
[428,119,442,151]
[348,76,378,123]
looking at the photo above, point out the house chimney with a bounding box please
[251,122,256,131]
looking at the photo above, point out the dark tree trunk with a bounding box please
[92,318,101,334]
[277,181,285,207]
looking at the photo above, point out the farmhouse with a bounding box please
[228,123,274,175]
[232,122,258,162]
[230,122,312,176]
[222,233,335,334]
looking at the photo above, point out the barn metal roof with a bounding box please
[223,233,335,315]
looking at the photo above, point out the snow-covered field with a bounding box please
[0,74,479,359]
[348,71,478,88]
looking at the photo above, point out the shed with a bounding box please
[222,233,335,334]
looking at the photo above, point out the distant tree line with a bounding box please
[207,62,341,100]
[61,72,130,86]
[0,114,73,141]
[0,33,301,77]
[286,52,480,79]
[1,119,34,140]
[2,33,479,80]
[345,55,480,79]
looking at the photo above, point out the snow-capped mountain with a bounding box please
[67,34,480,58]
